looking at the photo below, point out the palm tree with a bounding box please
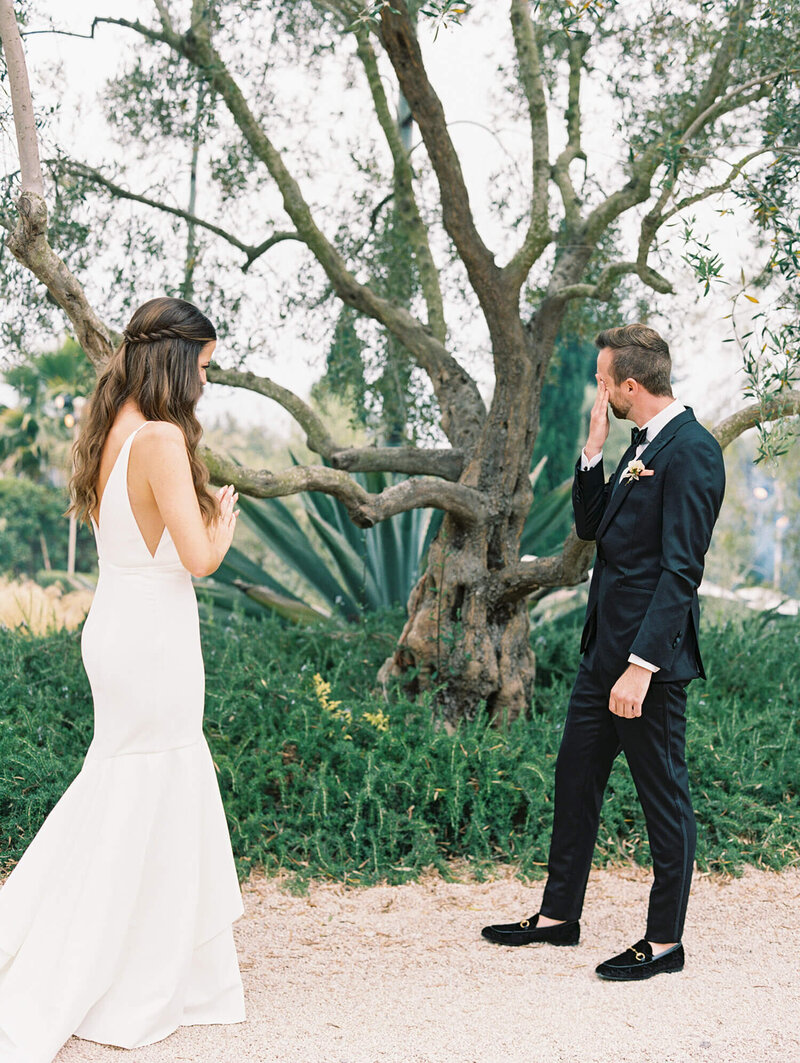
[0,339,94,483]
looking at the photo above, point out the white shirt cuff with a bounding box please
[629,653,660,673]
[580,449,603,471]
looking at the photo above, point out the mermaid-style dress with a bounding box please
[0,423,245,1061]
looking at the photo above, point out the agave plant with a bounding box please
[205,459,572,624]
[519,457,573,559]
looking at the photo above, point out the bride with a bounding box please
[0,297,245,1061]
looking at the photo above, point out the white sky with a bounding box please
[1,0,775,434]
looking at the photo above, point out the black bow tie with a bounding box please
[631,427,648,448]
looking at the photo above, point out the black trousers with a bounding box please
[540,659,696,942]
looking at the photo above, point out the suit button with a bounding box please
[672,635,681,647]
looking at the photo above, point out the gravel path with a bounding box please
[55,864,800,1063]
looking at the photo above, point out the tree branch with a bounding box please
[504,0,553,290]
[190,0,207,30]
[549,259,673,303]
[4,192,114,366]
[656,147,777,228]
[378,1,505,313]
[712,390,800,450]
[355,30,447,343]
[207,365,465,479]
[200,448,485,527]
[546,0,764,303]
[0,3,114,367]
[497,529,596,604]
[326,444,464,479]
[54,159,301,271]
[0,0,43,197]
[595,2,757,244]
[635,88,776,277]
[152,0,177,35]
[120,8,487,450]
[91,15,172,48]
[208,366,336,453]
[674,0,755,135]
[549,31,588,235]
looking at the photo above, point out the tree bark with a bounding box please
[0,2,114,367]
[0,0,43,197]
[378,306,566,724]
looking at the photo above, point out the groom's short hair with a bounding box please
[595,323,673,397]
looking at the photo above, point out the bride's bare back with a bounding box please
[93,402,238,575]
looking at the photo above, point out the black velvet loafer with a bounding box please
[595,939,684,981]
[481,913,580,946]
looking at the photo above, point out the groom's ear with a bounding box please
[623,377,638,394]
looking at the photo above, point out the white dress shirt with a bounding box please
[580,399,686,673]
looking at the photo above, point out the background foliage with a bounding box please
[0,478,95,578]
[1,606,797,885]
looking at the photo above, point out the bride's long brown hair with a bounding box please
[70,297,219,526]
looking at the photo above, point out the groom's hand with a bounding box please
[609,663,652,718]
[584,376,610,461]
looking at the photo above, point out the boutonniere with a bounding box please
[621,459,655,484]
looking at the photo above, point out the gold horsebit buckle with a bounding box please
[628,945,647,962]
[520,919,531,928]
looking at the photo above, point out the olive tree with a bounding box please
[2,0,799,722]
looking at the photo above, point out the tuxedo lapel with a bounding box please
[637,407,696,467]
[595,408,696,540]
[594,460,634,539]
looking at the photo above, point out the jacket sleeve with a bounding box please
[572,457,610,541]
[628,434,725,669]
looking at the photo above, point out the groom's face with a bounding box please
[597,348,633,420]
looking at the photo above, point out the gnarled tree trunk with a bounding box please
[382,512,539,723]
[380,312,567,723]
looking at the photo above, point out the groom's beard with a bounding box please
[609,397,632,419]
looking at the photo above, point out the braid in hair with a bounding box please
[122,327,185,346]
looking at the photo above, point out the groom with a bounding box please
[483,324,725,980]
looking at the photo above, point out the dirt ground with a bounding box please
[54,863,800,1063]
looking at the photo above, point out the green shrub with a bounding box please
[0,477,95,577]
[0,607,797,884]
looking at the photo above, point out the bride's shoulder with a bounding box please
[135,420,185,444]
[132,421,187,463]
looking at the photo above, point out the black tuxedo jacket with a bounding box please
[573,408,725,683]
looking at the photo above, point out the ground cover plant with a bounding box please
[0,606,797,884]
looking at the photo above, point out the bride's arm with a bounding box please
[139,421,238,577]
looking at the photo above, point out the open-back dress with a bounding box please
[0,423,245,1061]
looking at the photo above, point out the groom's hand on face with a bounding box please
[609,664,653,719]
[584,376,610,461]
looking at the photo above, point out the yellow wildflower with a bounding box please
[363,709,390,732]
[313,673,350,721]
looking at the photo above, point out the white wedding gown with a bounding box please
[0,424,245,1061]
